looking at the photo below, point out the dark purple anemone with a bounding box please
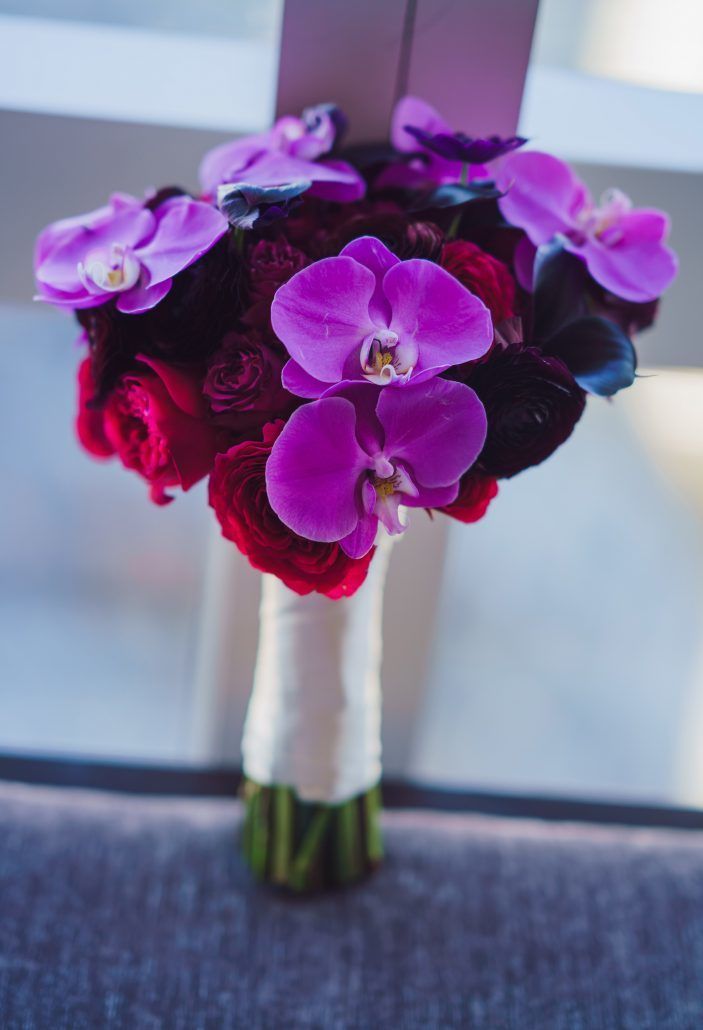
[404,127,526,166]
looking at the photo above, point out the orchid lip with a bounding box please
[77,243,141,294]
[360,328,414,385]
[368,460,418,535]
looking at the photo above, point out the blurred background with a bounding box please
[1,0,702,807]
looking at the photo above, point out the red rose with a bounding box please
[441,240,516,324]
[437,471,498,524]
[209,422,375,598]
[203,331,294,434]
[77,354,217,505]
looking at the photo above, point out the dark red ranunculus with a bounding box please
[441,239,516,324]
[77,354,217,505]
[437,471,498,523]
[203,331,293,432]
[248,237,308,303]
[209,422,375,598]
[467,343,586,478]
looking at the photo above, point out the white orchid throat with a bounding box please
[360,329,415,385]
[78,243,141,294]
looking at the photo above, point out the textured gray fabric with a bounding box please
[0,781,702,1029]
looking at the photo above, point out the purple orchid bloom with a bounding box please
[34,192,227,314]
[272,236,492,398]
[403,126,526,166]
[496,150,678,303]
[199,104,364,203]
[266,378,487,558]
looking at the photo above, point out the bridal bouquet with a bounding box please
[35,97,677,890]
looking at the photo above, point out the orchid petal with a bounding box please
[340,236,399,324]
[266,397,372,542]
[135,197,227,286]
[384,260,492,371]
[391,95,452,153]
[281,359,328,398]
[577,211,678,302]
[497,150,590,245]
[271,257,376,384]
[376,378,486,488]
[340,505,378,558]
[116,278,172,314]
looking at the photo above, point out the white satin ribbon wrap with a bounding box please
[242,534,392,803]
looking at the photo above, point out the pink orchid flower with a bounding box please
[272,236,492,398]
[199,104,365,203]
[266,378,487,558]
[497,150,678,303]
[35,193,227,314]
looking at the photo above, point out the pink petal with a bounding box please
[497,150,590,245]
[308,159,366,202]
[266,397,373,543]
[578,210,678,302]
[117,278,172,314]
[376,378,486,488]
[390,95,451,153]
[340,236,399,324]
[198,132,271,194]
[35,205,155,295]
[384,260,492,371]
[281,359,328,398]
[135,197,227,287]
[339,506,378,558]
[271,256,376,384]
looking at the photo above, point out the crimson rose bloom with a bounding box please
[209,422,375,598]
[441,239,516,324]
[468,343,586,478]
[438,472,498,523]
[203,331,293,432]
[77,354,217,505]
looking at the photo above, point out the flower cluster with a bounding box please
[36,97,677,598]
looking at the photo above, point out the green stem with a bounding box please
[240,778,383,893]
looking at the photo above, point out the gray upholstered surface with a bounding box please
[1,781,702,1029]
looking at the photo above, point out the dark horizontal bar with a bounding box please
[1,751,703,831]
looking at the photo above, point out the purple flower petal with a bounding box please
[281,359,328,398]
[134,196,227,287]
[339,499,378,558]
[117,278,173,314]
[266,397,372,542]
[576,210,678,302]
[497,150,589,245]
[35,201,155,300]
[406,482,460,509]
[340,236,399,324]
[198,133,270,195]
[376,378,487,488]
[200,139,365,203]
[391,96,452,153]
[271,256,376,384]
[384,260,492,371]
